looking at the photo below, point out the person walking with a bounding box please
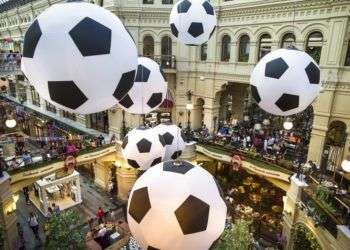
[27,212,40,242]
[23,186,30,205]
[96,207,104,225]
[52,203,61,215]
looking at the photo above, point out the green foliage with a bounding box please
[214,219,252,250]
[45,210,85,250]
[292,224,321,250]
[314,185,336,213]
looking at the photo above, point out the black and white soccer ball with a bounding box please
[122,126,166,170]
[153,123,186,161]
[169,0,216,46]
[127,160,227,249]
[118,57,167,114]
[250,48,321,116]
[21,2,137,114]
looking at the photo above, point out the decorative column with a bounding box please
[248,41,258,64]
[203,104,220,134]
[75,176,82,204]
[116,165,138,201]
[230,41,238,63]
[25,85,32,105]
[282,174,308,250]
[0,172,17,250]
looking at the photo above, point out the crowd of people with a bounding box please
[0,51,21,66]
[191,120,307,164]
[0,132,108,172]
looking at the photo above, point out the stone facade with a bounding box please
[1,0,350,176]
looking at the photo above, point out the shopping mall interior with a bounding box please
[0,0,350,249]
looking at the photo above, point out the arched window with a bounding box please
[161,36,172,67]
[200,43,207,61]
[258,33,272,60]
[221,35,231,62]
[238,35,250,62]
[281,33,295,48]
[143,35,154,58]
[306,31,323,63]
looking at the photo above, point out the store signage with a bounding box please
[231,155,242,171]
[243,163,290,182]
[56,156,76,178]
[196,145,231,162]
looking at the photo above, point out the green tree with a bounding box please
[292,224,321,250]
[214,219,252,250]
[45,210,85,250]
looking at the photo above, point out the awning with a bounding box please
[160,88,174,108]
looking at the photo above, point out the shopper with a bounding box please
[52,203,60,215]
[96,207,104,224]
[47,207,53,220]
[27,212,40,241]
[23,186,30,205]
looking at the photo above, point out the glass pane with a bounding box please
[238,35,250,62]
[201,43,207,61]
[143,36,154,58]
[258,34,271,60]
[281,33,295,48]
[221,35,231,62]
[306,32,323,63]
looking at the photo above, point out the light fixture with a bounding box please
[263,119,270,126]
[186,103,193,110]
[254,123,262,131]
[283,118,293,130]
[341,160,350,173]
[243,115,250,122]
[231,118,238,126]
[5,118,16,128]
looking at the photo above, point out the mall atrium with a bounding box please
[0,0,350,249]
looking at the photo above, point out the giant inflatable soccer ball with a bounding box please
[127,160,227,249]
[122,127,166,170]
[118,57,167,114]
[250,48,321,116]
[21,2,137,114]
[154,123,186,161]
[169,0,217,46]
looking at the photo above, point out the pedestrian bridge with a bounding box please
[9,144,117,193]
[196,144,293,190]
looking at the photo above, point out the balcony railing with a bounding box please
[0,53,22,76]
[151,55,176,69]
[301,186,349,237]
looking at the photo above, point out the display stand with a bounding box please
[30,170,82,217]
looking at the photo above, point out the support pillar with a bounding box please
[203,104,220,134]
[116,166,137,201]
[249,42,258,64]
[0,172,17,250]
[282,174,308,250]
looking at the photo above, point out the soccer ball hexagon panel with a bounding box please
[118,57,168,115]
[21,2,137,114]
[121,127,166,170]
[250,48,321,116]
[169,0,217,45]
[127,161,227,250]
[154,123,186,161]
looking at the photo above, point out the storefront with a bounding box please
[30,170,82,217]
[144,89,174,125]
